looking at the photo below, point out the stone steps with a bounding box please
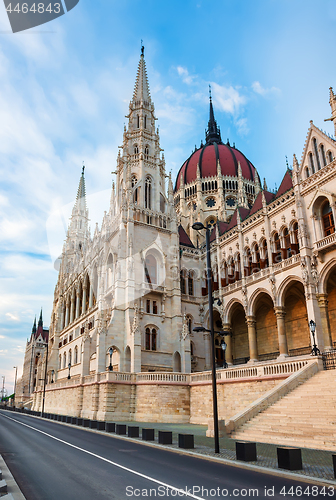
[231,369,336,450]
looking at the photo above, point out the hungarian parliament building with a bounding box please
[16,49,336,422]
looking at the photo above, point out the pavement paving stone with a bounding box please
[111,420,336,483]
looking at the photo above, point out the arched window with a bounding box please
[252,244,261,273]
[59,354,62,370]
[134,144,139,159]
[322,201,335,236]
[74,346,78,365]
[313,138,321,170]
[145,177,152,209]
[180,269,187,294]
[132,175,138,205]
[260,239,269,268]
[190,341,195,356]
[328,151,334,163]
[227,257,235,284]
[273,233,282,263]
[145,327,157,351]
[63,352,66,369]
[305,167,310,179]
[137,115,139,128]
[144,145,149,160]
[309,152,315,174]
[144,116,147,129]
[145,254,157,284]
[245,248,252,276]
[221,261,228,287]
[68,349,72,366]
[188,270,194,296]
[321,144,327,167]
[291,222,300,253]
[283,228,291,258]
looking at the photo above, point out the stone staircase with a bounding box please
[231,369,336,451]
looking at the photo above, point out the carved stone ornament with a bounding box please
[241,286,248,313]
[300,257,309,285]
[269,274,276,301]
[181,313,189,341]
[311,255,319,287]
[131,304,140,336]
[199,304,205,323]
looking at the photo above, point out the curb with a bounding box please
[0,454,26,500]
[3,410,335,488]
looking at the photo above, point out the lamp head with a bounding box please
[221,341,227,351]
[192,222,205,231]
[309,319,316,334]
[109,347,114,356]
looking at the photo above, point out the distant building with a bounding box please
[15,310,49,406]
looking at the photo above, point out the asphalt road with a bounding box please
[0,410,333,500]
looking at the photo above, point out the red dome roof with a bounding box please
[175,142,256,191]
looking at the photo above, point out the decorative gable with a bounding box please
[300,122,336,180]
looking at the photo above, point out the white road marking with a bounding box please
[1,412,204,499]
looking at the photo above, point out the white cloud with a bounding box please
[211,82,246,115]
[252,81,281,96]
[5,312,20,321]
[176,66,195,85]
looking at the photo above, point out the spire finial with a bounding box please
[205,85,222,145]
[82,162,85,175]
[141,40,144,56]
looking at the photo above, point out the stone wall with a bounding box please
[190,378,280,425]
[32,369,289,425]
[134,383,190,423]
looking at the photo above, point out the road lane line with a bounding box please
[0,412,204,500]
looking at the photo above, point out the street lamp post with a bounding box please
[108,347,114,371]
[41,341,49,417]
[192,221,220,453]
[309,320,321,356]
[68,362,71,380]
[13,366,18,408]
[51,370,54,383]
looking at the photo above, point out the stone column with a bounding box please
[203,332,211,370]
[274,306,289,357]
[65,299,70,327]
[222,323,233,365]
[82,284,87,315]
[75,287,80,319]
[246,316,258,362]
[89,284,93,309]
[61,302,65,330]
[70,291,75,324]
[317,293,333,350]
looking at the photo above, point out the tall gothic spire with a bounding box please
[74,165,87,213]
[132,45,151,104]
[205,85,222,144]
[38,308,43,328]
[32,316,37,335]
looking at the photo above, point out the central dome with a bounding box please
[174,94,257,191]
[175,141,256,191]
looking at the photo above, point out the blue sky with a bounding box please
[0,0,335,394]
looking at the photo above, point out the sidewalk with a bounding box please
[114,420,336,483]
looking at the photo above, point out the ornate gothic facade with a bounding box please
[18,51,336,400]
